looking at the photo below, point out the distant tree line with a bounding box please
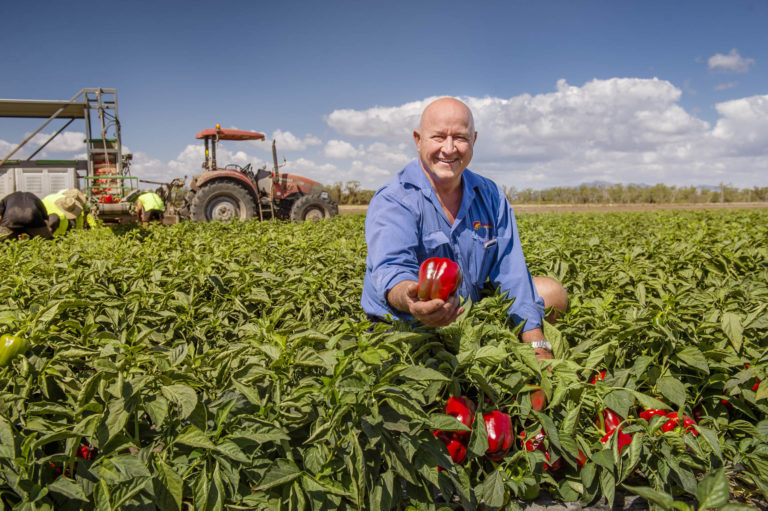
[326,181,768,205]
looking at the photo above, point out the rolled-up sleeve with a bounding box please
[362,190,420,317]
[487,188,545,331]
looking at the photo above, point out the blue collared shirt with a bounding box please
[361,159,545,331]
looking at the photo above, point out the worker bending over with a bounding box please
[136,191,165,227]
[41,189,87,236]
[0,191,54,240]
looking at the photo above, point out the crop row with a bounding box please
[0,210,767,510]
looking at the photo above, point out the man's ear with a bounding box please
[473,131,478,144]
[413,130,421,146]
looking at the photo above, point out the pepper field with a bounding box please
[1,210,767,510]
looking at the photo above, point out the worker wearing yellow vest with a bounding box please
[136,191,165,227]
[41,189,87,236]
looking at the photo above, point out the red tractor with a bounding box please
[182,125,337,222]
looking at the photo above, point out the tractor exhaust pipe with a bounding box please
[272,139,280,183]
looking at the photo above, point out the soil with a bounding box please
[339,202,768,216]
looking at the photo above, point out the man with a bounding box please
[41,189,86,236]
[0,191,53,240]
[361,97,567,360]
[135,190,165,227]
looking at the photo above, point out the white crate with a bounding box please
[0,167,77,199]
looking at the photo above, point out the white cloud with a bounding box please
[260,129,323,152]
[708,49,755,73]
[323,140,362,159]
[321,79,768,189]
[129,143,268,185]
[325,99,431,141]
[714,82,739,91]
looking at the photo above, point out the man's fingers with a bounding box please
[410,295,462,327]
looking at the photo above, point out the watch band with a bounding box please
[529,339,552,350]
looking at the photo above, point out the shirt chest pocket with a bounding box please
[469,234,498,286]
[419,230,451,258]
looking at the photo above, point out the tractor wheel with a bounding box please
[288,194,338,222]
[189,181,256,222]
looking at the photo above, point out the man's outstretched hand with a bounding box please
[388,281,464,327]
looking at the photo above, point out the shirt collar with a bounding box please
[400,158,481,227]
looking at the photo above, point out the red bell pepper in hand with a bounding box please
[484,411,513,461]
[417,257,462,301]
[445,396,475,442]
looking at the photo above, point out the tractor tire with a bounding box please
[288,194,338,222]
[189,181,256,222]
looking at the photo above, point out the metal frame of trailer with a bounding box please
[0,88,136,202]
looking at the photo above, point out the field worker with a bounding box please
[361,97,568,361]
[0,191,54,240]
[41,189,86,236]
[135,191,164,227]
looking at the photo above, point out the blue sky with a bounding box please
[1,0,767,190]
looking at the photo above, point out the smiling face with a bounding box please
[414,98,477,189]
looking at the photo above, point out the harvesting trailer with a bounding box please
[0,88,138,223]
[1,88,338,224]
[173,124,338,222]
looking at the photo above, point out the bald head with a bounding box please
[419,97,475,134]
[413,97,478,188]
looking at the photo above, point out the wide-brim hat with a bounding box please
[54,196,83,220]
[62,189,87,204]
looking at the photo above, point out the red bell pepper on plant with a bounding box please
[77,444,97,460]
[660,412,698,436]
[589,370,607,384]
[530,387,547,411]
[601,429,633,453]
[520,429,562,470]
[596,408,622,435]
[444,396,475,442]
[417,257,462,301]
[484,411,513,461]
[639,408,668,422]
[446,439,467,464]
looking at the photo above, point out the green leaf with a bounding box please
[94,479,112,511]
[430,413,471,432]
[657,376,686,408]
[675,346,709,374]
[175,426,216,450]
[154,460,183,511]
[474,345,508,365]
[160,384,198,419]
[256,459,302,491]
[696,468,729,510]
[48,476,88,501]
[399,365,451,382]
[623,485,674,510]
[216,439,250,463]
[603,390,634,420]
[481,468,506,509]
[721,312,743,352]
[631,390,671,411]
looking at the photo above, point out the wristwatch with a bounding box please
[529,339,552,351]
